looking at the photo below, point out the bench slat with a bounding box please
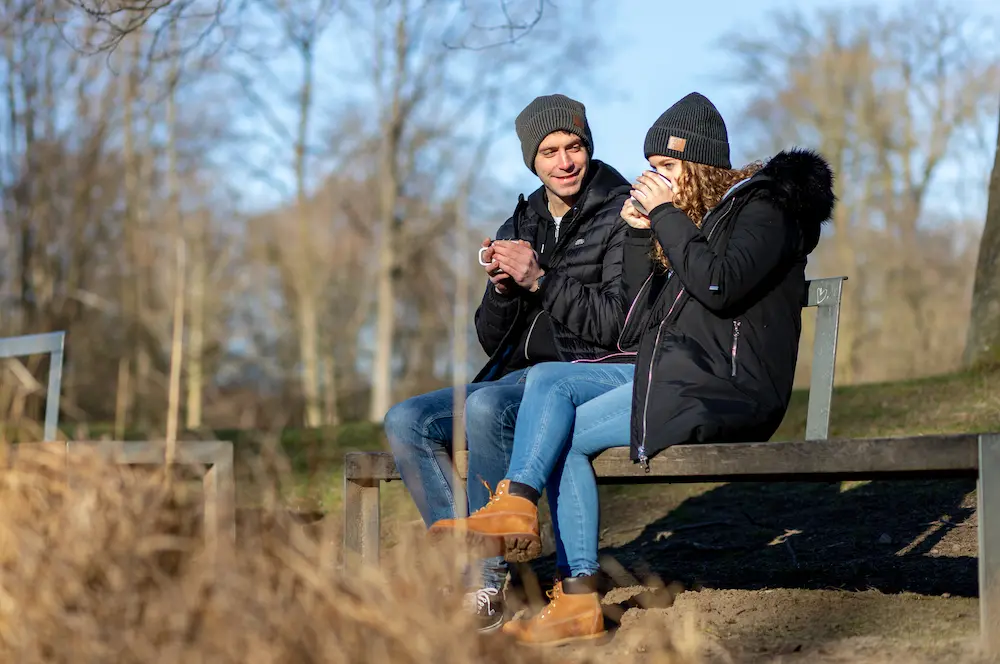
[64,440,233,466]
[345,433,980,483]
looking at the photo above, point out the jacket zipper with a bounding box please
[731,319,742,377]
[544,204,580,263]
[522,311,543,361]
[703,198,736,240]
[617,272,654,352]
[636,197,736,471]
[638,287,683,472]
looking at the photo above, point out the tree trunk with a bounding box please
[368,2,407,422]
[322,351,340,427]
[185,230,205,430]
[293,38,325,429]
[369,194,397,422]
[165,27,184,448]
[450,195,470,517]
[114,357,130,439]
[134,97,154,431]
[119,37,139,433]
[964,106,1000,367]
[297,299,323,426]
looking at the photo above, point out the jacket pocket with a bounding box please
[730,319,742,377]
[525,311,560,362]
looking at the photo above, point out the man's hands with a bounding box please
[480,237,512,294]
[481,237,545,293]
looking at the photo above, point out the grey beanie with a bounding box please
[515,94,594,173]
[643,92,731,169]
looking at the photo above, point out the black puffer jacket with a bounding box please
[619,149,835,468]
[474,160,632,382]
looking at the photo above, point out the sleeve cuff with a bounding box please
[626,227,653,238]
[650,204,699,248]
[487,283,515,301]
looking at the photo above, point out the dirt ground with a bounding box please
[277,476,986,662]
[495,477,987,663]
[596,587,984,663]
[264,366,1000,661]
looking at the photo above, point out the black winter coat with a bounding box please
[474,160,632,382]
[619,149,835,468]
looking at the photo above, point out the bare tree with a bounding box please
[1,0,128,425]
[359,0,598,421]
[238,0,340,428]
[725,1,999,384]
[62,0,550,53]
[965,105,1000,368]
[60,0,230,56]
[0,0,597,435]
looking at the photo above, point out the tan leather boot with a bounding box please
[502,576,606,646]
[428,479,542,562]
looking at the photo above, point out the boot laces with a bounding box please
[464,587,500,615]
[471,478,504,515]
[538,582,563,620]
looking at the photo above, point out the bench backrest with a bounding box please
[802,277,847,440]
[0,331,65,441]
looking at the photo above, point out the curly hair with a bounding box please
[651,160,763,271]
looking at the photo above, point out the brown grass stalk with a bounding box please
[0,440,715,663]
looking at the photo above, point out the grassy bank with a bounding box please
[237,363,1000,527]
[9,364,998,523]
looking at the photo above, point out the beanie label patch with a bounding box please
[668,136,687,152]
[572,115,584,129]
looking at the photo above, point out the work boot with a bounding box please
[502,575,606,646]
[429,479,542,562]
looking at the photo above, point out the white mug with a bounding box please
[478,246,492,266]
[632,174,673,216]
[479,239,526,266]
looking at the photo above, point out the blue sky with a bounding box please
[485,0,998,220]
[226,0,997,222]
[217,0,996,375]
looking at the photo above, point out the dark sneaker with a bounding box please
[464,587,505,633]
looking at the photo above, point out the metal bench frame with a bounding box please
[343,277,1000,654]
[0,331,65,441]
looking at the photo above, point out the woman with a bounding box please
[430,92,835,645]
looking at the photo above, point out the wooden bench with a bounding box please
[1,331,236,552]
[343,276,1000,654]
[10,439,237,552]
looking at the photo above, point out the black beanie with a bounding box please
[643,92,731,169]
[515,94,594,173]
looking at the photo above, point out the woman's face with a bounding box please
[648,155,683,191]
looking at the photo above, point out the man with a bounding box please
[383,93,630,632]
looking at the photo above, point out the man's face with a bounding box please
[533,131,588,201]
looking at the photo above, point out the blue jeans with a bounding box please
[384,368,529,590]
[505,362,633,577]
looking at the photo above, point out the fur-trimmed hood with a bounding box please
[752,148,835,254]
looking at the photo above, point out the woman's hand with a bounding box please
[631,171,674,213]
[620,198,651,229]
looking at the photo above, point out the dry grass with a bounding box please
[0,442,711,664]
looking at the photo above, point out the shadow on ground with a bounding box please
[522,478,978,599]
